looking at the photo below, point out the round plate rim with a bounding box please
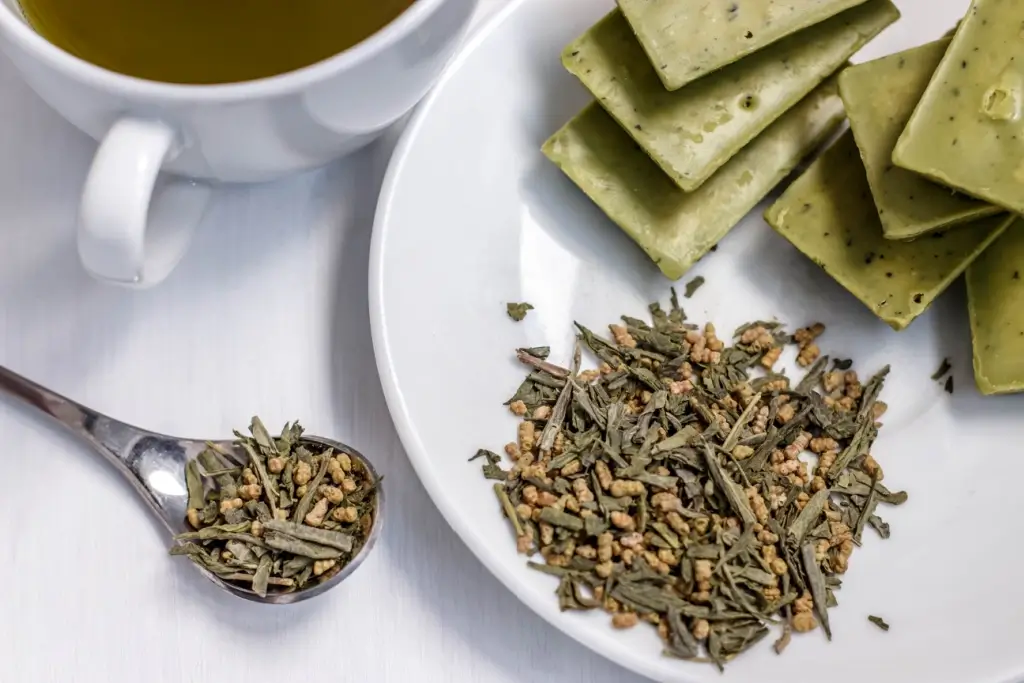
[367,1,675,680]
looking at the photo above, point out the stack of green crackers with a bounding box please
[542,0,900,280]
[766,0,1024,394]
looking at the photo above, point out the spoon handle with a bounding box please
[0,364,196,531]
[0,364,142,474]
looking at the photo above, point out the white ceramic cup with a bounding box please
[0,0,476,286]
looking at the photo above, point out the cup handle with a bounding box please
[78,118,211,287]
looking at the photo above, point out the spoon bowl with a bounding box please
[0,364,383,604]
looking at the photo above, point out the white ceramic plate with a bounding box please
[370,1,1024,681]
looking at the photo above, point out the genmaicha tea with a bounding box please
[476,291,906,667]
[171,418,379,597]
[18,0,416,84]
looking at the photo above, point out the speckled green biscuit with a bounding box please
[893,0,1024,214]
[967,220,1024,395]
[839,39,1000,240]
[617,0,872,91]
[765,131,1012,331]
[542,80,845,280]
[562,1,898,192]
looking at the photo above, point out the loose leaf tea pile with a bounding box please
[171,418,378,597]
[478,293,906,667]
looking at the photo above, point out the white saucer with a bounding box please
[371,0,1024,680]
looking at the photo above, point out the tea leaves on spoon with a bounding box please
[470,449,507,481]
[185,460,204,511]
[292,451,332,524]
[263,519,354,552]
[263,531,343,560]
[253,555,273,597]
[221,572,295,588]
[171,419,377,597]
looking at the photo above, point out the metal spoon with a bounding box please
[0,364,383,605]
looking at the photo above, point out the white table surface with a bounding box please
[0,2,644,681]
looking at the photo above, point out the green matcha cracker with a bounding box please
[967,220,1024,395]
[765,131,1012,331]
[839,38,999,240]
[894,0,1024,215]
[617,0,872,91]
[563,1,898,192]
[542,80,845,281]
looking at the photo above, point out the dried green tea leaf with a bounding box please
[556,576,601,611]
[722,392,762,453]
[263,519,353,553]
[263,531,343,560]
[613,581,689,613]
[494,483,524,538]
[281,556,313,579]
[507,302,534,322]
[249,416,279,455]
[185,460,204,512]
[175,529,267,548]
[833,358,854,371]
[539,347,579,453]
[171,419,378,598]
[169,541,204,557]
[221,573,294,589]
[684,277,705,299]
[292,451,331,524]
[665,608,701,659]
[516,348,568,379]
[701,440,756,526]
[252,555,273,598]
[240,439,280,517]
[853,478,879,543]
[652,425,700,453]
[788,489,830,545]
[868,615,890,631]
[773,621,792,655]
[932,358,952,381]
[518,346,551,360]
[198,447,235,495]
[869,515,890,538]
[470,448,507,481]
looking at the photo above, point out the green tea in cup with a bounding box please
[18,0,416,84]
